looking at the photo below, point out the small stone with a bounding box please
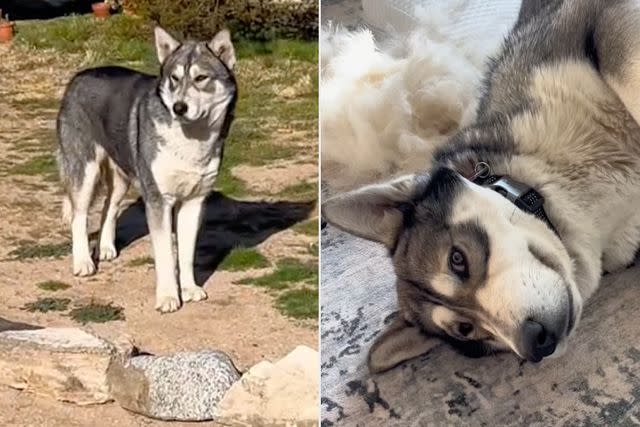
[216,345,319,427]
[0,327,127,405]
[108,350,240,421]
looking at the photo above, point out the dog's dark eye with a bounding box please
[194,75,208,82]
[170,74,180,82]
[449,247,469,278]
[457,322,474,337]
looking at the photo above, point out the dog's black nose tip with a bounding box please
[521,320,557,362]
[173,102,188,116]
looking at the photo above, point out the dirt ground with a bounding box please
[0,37,317,426]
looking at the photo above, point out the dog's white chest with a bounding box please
[150,121,222,199]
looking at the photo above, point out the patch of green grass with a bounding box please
[219,248,270,271]
[15,15,155,72]
[276,288,318,319]
[292,218,318,236]
[23,297,70,313]
[215,169,248,198]
[221,122,301,168]
[16,15,157,72]
[127,256,154,267]
[9,154,58,181]
[69,302,125,324]
[237,257,317,289]
[8,241,71,260]
[236,40,317,63]
[276,181,317,201]
[36,280,71,291]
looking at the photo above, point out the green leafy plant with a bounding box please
[123,0,318,41]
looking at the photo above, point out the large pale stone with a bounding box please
[217,345,319,427]
[108,350,240,421]
[0,327,129,405]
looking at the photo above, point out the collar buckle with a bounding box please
[487,177,544,213]
[470,162,557,235]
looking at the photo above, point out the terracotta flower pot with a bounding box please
[92,2,110,19]
[0,22,14,43]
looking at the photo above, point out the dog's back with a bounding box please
[57,66,156,178]
[477,0,607,121]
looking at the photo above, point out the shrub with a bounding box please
[122,0,318,41]
[223,0,318,41]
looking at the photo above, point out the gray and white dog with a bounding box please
[57,27,237,313]
[324,0,640,371]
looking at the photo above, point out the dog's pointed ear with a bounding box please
[208,29,236,70]
[155,27,180,64]
[368,317,440,373]
[321,175,417,248]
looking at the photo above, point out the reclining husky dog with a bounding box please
[57,27,237,313]
[323,0,640,372]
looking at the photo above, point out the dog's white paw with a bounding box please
[98,244,118,261]
[182,286,207,303]
[155,295,181,313]
[73,258,96,276]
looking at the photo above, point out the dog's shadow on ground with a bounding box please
[112,192,315,286]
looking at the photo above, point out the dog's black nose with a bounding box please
[173,102,188,116]
[521,320,557,362]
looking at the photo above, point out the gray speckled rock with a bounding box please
[108,350,240,421]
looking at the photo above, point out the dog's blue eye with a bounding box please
[194,75,208,82]
[449,247,469,278]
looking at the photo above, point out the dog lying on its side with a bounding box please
[323,0,640,371]
[57,27,237,313]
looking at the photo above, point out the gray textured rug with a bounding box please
[320,225,640,426]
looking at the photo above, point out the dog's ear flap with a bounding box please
[208,29,236,70]
[368,317,440,373]
[155,27,180,64]
[321,175,417,248]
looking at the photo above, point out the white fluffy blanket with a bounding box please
[320,0,520,189]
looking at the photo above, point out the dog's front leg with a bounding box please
[147,199,180,313]
[176,196,207,303]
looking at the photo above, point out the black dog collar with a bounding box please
[470,163,559,236]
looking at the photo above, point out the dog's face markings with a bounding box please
[323,167,583,372]
[154,27,236,123]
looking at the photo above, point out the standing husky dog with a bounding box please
[324,0,640,372]
[57,27,237,313]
